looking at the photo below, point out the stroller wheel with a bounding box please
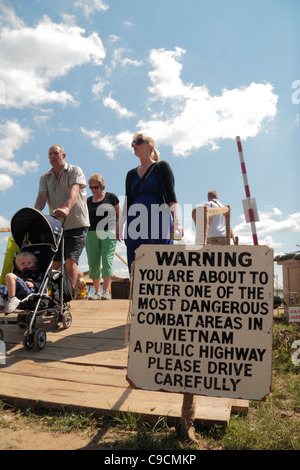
[23,330,35,350]
[34,329,47,350]
[62,311,72,329]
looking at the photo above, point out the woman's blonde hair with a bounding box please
[133,132,160,161]
[88,174,105,189]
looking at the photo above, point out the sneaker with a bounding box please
[101,290,111,300]
[5,296,20,315]
[88,292,101,300]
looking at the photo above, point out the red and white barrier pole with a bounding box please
[236,136,258,245]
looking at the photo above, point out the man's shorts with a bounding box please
[54,227,88,265]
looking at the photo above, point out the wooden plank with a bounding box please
[0,359,247,421]
[0,299,248,425]
[1,359,128,387]
[5,344,128,368]
[0,358,233,425]
[0,373,232,425]
[231,399,249,414]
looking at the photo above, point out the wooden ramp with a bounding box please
[0,300,248,426]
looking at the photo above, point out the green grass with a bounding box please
[0,313,299,450]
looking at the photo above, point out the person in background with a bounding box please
[204,190,226,245]
[34,145,89,287]
[86,174,121,300]
[74,271,87,299]
[123,132,183,273]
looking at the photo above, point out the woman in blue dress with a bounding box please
[124,133,183,273]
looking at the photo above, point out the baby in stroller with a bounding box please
[0,251,43,315]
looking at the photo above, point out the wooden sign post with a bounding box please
[127,245,273,437]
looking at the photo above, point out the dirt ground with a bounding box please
[0,426,88,450]
[0,412,102,450]
[0,422,89,450]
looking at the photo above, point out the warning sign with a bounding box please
[289,306,300,322]
[126,245,274,400]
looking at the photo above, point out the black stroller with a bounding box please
[0,207,73,350]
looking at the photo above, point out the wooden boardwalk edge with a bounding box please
[0,299,249,426]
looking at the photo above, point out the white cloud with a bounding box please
[140,48,278,156]
[81,128,118,159]
[82,47,278,159]
[232,209,300,247]
[106,48,143,76]
[33,108,54,126]
[107,34,119,45]
[115,131,133,148]
[123,21,133,28]
[148,47,190,100]
[0,120,38,175]
[0,174,13,191]
[74,0,109,18]
[103,94,135,119]
[0,3,25,29]
[0,213,10,227]
[92,77,108,99]
[0,8,106,108]
[122,57,143,68]
[81,128,132,159]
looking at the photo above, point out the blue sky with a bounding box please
[0,0,299,285]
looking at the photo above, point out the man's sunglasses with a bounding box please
[131,138,149,147]
[89,185,100,190]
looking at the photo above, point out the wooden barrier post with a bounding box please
[192,205,237,245]
[180,393,199,441]
[236,136,259,245]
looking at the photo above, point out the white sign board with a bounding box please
[289,306,300,322]
[127,245,274,400]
